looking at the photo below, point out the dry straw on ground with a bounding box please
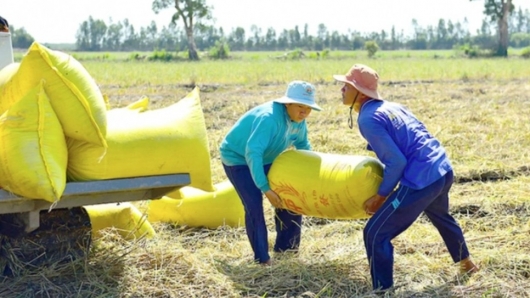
[1,56,529,297]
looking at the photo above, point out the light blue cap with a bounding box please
[274,80,322,111]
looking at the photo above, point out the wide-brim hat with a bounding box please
[274,80,322,111]
[333,64,382,100]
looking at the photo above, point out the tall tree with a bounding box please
[10,26,34,49]
[471,0,514,56]
[152,0,212,60]
[75,17,107,51]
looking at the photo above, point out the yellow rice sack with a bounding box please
[67,87,215,192]
[0,42,107,147]
[124,96,149,111]
[0,62,18,87]
[104,96,150,118]
[0,82,67,202]
[84,202,156,240]
[147,180,245,229]
[268,150,384,220]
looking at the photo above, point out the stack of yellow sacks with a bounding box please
[0,42,246,240]
[0,42,385,238]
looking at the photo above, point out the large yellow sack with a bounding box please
[0,42,107,147]
[67,87,215,192]
[0,62,18,87]
[0,82,67,202]
[84,202,156,240]
[124,96,149,112]
[147,180,245,229]
[268,150,384,220]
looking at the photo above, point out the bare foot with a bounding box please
[260,259,273,266]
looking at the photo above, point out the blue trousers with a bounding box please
[364,171,470,290]
[223,163,302,263]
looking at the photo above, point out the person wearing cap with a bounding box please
[0,16,9,32]
[333,64,479,291]
[220,80,321,266]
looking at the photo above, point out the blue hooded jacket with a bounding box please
[220,101,311,192]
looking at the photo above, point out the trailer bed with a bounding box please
[0,173,191,232]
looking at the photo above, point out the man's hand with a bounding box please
[363,194,387,215]
[264,190,283,208]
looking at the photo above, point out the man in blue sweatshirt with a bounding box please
[220,80,322,266]
[333,64,479,291]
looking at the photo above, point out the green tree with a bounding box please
[228,27,245,51]
[390,26,398,50]
[152,0,212,60]
[264,27,277,50]
[9,26,34,49]
[75,17,107,51]
[121,19,140,51]
[471,0,514,56]
[105,22,124,51]
[250,25,262,50]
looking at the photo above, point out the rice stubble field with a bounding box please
[1,55,530,297]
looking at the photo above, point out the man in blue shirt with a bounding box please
[333,64,479,291]
[220,80,321,266]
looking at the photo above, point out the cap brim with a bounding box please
[333,74,348,82]
[333,75,357,88]
[274,97,322,111]
[333,75,382,100]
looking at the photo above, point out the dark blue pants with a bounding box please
[223,163,302,263]
[364,171,470,290]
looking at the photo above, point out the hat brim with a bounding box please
[333,75,382,100]
[274,97,322,111]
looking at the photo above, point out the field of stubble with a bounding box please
[1,55,530,298]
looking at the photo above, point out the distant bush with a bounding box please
[208,40,230,59]
[307,52,319,59]
[321,49,331,58]
[148,50,176,61]
[510,33,530,48]
[71,52,111,61]
[129,52,144,61]
[364,41,379,58]
[286,49,305,60]
[456,44,492,58]
[521,47,530,59]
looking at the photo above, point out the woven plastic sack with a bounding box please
[147,180,244,229]
[0,42,107,147]
[268,150,384,220]
[84,202,156,240]
[67,87,214,192]
[0,82,67,202]
[0,62,18,87]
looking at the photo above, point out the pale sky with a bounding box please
[2,0,529,44]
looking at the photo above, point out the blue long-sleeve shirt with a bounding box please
[220,101,311,192]
[358,99,452,197]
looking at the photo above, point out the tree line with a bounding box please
[9,1,530,59]
[76,8,530,52]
